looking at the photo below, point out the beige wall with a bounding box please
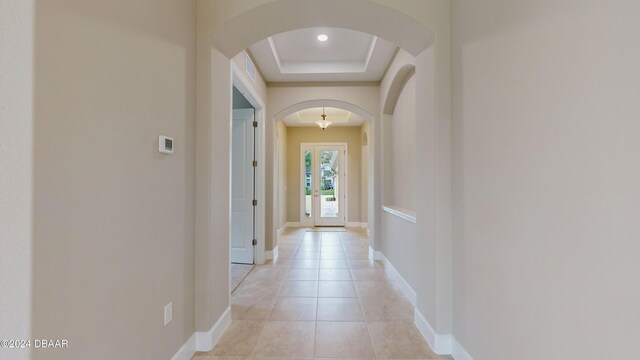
[360,122,370,224]
[452,0,640,358]
[391,75,417,211]
[0,1,34,358]
[31,1,196,359]
[232,50,268,104]
[276,121,288,232]
[377,40,453,342]
[286,126,363,223]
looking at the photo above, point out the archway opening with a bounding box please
[195,2,448,356]
[273,102,375,231]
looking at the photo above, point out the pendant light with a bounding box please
[316,107,332,130]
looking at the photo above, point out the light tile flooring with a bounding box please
[231,263,255,292]
[194,228,450,360]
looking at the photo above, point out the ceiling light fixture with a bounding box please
[317,34,328,42]
[316,107,332,130]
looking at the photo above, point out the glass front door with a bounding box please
[301,143,346,227]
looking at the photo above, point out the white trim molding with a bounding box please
[414,309,452,355]
[171,333,196,360]
[451,337,474,360]
[374,250,473,360]
[277,223,287,235]
[381,205,416,223]
[173,307,231,360]
[265,245,279,262]
[195,307,231,352]
[368,246,382,261]
[376,252,417,306]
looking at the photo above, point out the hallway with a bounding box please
[195,228,449,359]
[4,1,640,359]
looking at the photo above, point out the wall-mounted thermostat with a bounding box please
[159,135,174,154]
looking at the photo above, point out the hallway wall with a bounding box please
[452,1,640,359]
[285,126,363,224]
[378,52,421,301]
[276,121,288,233]
[390,75,417,211]
[31,1,197,359]
[360,122,370,224]
[0,1,34,359]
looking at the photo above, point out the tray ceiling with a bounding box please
[249,27,397,82]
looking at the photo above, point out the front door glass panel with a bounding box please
[304,150,312,219]
[319,150,340,219]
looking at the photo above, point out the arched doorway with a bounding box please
[273,100,375,230]
[194,1,451,356]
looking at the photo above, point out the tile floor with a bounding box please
[231,263,255,292]
[193,228,450,360]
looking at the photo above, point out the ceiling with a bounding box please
[248,27,397,82]
[282,107,365,127]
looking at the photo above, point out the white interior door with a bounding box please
[312,144,346,226]
[231,109,255,264]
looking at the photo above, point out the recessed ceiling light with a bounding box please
[317,34,328,42]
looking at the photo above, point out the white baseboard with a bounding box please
[368,246,382,261]
[282,222,367,229]
[171,307,231,360]
[171,333,196,360]
[414,309,453,355]
[451,337,474,360]
[265,245,279,261]
[374,250,473,360]
[195,307,231,352]
[376,252,417,306]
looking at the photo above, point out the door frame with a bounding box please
[299,142,348,227]
[231,62,265,265]
[231,108,257,264]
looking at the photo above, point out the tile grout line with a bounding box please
[313,231,323,358]
[342,231,381,360]
[248,228,304,358]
